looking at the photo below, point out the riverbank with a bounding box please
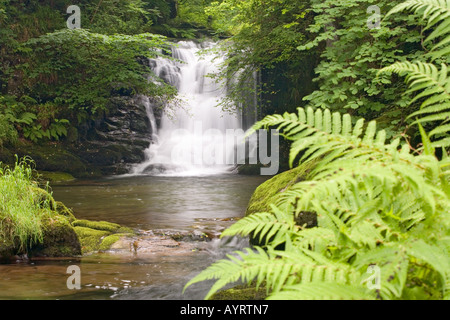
[0,171,268,299]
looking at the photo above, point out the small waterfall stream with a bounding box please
[0,41,269,301]
[132,41,244,176]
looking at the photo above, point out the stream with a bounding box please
[0,174,268,300]
[0,40,267,301]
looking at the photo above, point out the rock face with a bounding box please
[72,96,156,176]
[5,95,158,178]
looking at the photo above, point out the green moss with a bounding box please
[32,215,82,257]
[245,162,315,216]
[73,226,110,254]
[72,219,122,232]
[72,220,134,254]
[54,201,76,222]
[98,234,121,251]
[37,171,75,183]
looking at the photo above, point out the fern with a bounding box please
[185,107,449,300]
[379,61,450,148]
[185,0,450,301]
[221,205,299,247]
[380,0,450,149]
[385,0,450,56]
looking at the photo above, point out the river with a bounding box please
[0,174,267,300]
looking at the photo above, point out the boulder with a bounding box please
[244,162,318,246]
[245,163,315,216]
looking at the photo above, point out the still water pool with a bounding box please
[0,174,268,300]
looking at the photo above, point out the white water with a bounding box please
[132,41,243,176]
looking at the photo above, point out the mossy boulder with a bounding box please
[72,220,134,254]
[245,162,315,216]
[245,162,318,246]
[29,186,56,211]
[30,215,82,258]
[72,219,133,234]
[73,226,111,254]
[54,201,76,222]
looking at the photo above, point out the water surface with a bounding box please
[0,174,268,300]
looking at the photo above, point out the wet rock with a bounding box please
[104,233,203,257]
[30,215,82,258]
[142,163,180,174]
[72,96,155,176]
[153,229,212,242]
[14,143,95,179]
[72,219,135,254]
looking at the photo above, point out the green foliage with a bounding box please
[378,0,450,149]
[0,158,56,253]
[0,0,177,144]
[22,119,70,143]
[185,1,450,300]
[21,29,176,116]
[186,105,450,300]
[204,0,313,113]
[297,0,428,137]
[0,113,18,148]
[85,0,158,35]
[178,0,217,28]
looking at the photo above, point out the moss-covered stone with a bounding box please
[0,176,134,261]
[72,220,135,254]
[72,219,133,234]
[30,215,82,258]
[245,162,319,246]
[98,234,122,251]
[245,162,315,216]
[73,226,110,254]
[37,171,75,183]
[54,201,76,222]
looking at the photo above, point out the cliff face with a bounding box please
[71,95,157,176]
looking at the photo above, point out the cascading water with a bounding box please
[132,41,244,176]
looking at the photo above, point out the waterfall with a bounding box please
[131,41,244,176]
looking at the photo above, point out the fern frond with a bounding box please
[406,239,450,281]
[292,227,337,252]
[220,205,298,247]
[386,0,450,42]
[378,61,450,148]
[183,247,273,299]
[184,245,362,300]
